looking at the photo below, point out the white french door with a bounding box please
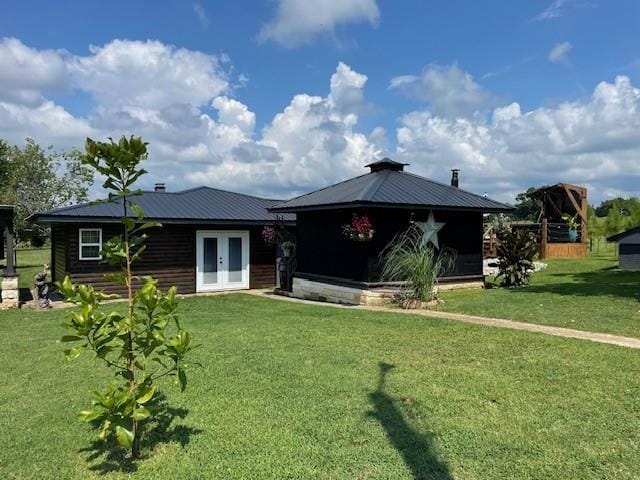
[196,231,250,292]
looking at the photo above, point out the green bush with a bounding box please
[496,227,538,287]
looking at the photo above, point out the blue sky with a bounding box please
[1,0,640,203]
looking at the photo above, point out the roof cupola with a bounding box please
[364,157,408,173]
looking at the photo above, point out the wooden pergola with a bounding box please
[529,183,588,259]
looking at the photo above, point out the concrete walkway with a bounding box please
[250,291,640,350]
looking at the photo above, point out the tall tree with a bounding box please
[512,187,542,222]
[0,140,10,196]
[595,197,640,217]
[0,138,93,242]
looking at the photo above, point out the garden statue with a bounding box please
[34,264,50,308]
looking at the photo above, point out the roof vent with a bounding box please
[154,183,166,192]
[365,157,408,173]
[451,169,459,188]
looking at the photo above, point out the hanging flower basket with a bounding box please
[342,214,375,242]
[261,226,279,246]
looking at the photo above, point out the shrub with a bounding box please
[380,225,455,308]
[496,227,538,287]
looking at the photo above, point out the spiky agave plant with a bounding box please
[380,225,455,308]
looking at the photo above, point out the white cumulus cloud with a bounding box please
[548,41,573,65]
[395,75,640,202]
[1,38,640,204]
[0,37,68,106]
[188,62,380,195]
[390,64,492,118]
[67,39,230,109]
[258,0,379,48]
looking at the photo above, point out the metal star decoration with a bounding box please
[414,211,445,248]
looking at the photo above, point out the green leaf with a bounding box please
[137,385,156,404]
[131,203,145,220]
[60,335,83,343]
[78,408,105,422]
[115,425,134,449]
[133,407,150,421]
[98,419,112,440]
[63,346,83,361]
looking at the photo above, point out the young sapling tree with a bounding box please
[58,136,195,458]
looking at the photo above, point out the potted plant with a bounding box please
[561,214,580,242]
[342,214,375,242]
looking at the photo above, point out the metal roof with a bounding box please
[30,187,295,225]
[269,167,513,213]
[607,226,640,244]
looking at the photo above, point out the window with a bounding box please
[79,228,102,260]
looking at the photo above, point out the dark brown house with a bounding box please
[31,186,294,294]
[269,159,513,305]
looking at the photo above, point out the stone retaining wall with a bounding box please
[292,276,484,306]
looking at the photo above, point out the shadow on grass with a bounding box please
[509,268,640,301]
[79,394,202,474]
[368,363,452,480]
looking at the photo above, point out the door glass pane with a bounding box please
[203,237,218,284]
[228,237,243,283]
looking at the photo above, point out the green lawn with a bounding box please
[1,247,50,289]
[1,293,639,479]
[440,252,640,338]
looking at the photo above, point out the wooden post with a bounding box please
[540,218,548,259]
[4,227,16,276]
[580,188,588,245]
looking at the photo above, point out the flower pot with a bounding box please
[568,230,578,243]
[353,229,374,242]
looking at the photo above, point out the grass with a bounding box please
[440,252,640,338]
[1,293,640,479]
[1,247,50,289]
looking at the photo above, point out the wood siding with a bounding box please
[249,227,277,288]
[53,223,277,294]
[296,208,483,283]
[51,225,67,283]
[619,244,640,271]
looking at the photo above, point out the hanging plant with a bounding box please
[342,214,375,242]
[261,215,292,247]
[261,226,279,246]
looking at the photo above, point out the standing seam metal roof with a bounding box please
[31,187,294,223]
[269,169,513,212]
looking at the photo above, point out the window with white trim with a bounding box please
[79,228,102,260]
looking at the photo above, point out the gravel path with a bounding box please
[251,291,640,350]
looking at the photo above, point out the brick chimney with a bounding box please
[154,183,166,192]
[450,169,459,188]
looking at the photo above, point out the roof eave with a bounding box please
[269,201,514,214]
[607,226,640,243]
[30,215,295,226]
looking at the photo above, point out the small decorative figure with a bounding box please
[34,264,51,309]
